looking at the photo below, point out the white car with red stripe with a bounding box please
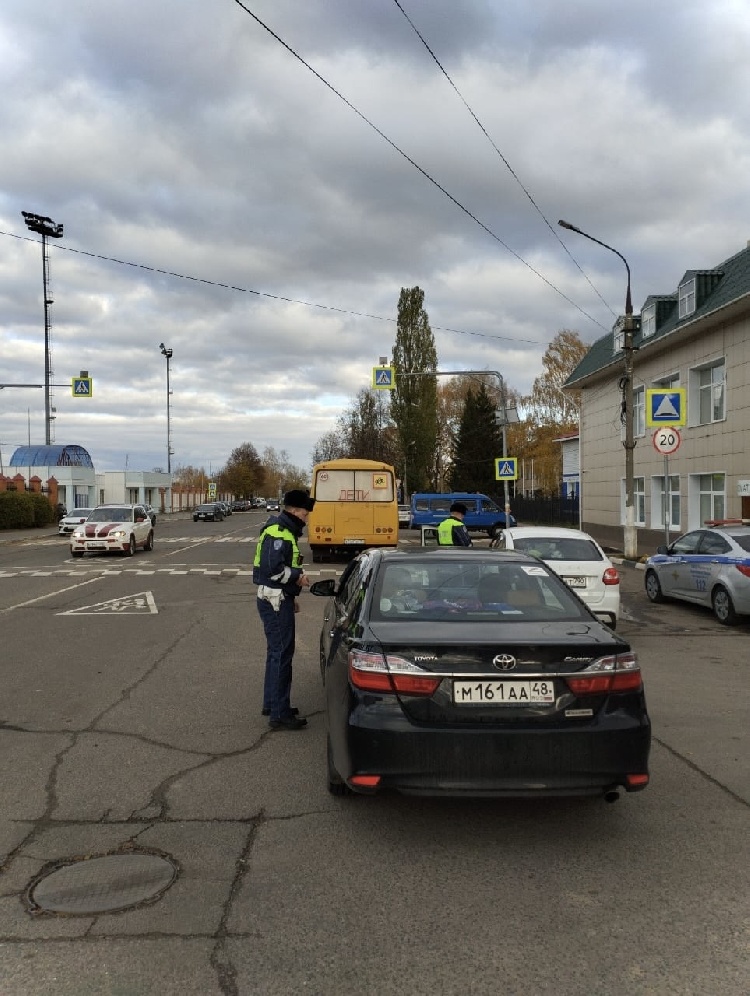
[70,504,154,557]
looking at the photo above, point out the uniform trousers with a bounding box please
[257,594,296,721]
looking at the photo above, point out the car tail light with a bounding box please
[348,650,442,696]
[565,651,642,695]
[625,773,649,788]
[602,567,620,585]
[350,774,381,787]
[735,564,750,579]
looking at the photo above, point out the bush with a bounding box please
[0,491,56,530]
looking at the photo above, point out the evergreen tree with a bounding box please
[448,382,503,493]
[390,287,438,495]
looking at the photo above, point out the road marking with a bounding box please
[58,591,158,615]
[0,576,104,613]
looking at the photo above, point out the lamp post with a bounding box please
[159,343,173,474]
[558,220,637,560]
[22,211,64,445]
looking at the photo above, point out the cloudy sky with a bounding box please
[2,0,749,476]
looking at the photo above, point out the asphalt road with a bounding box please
[0,515,748,996]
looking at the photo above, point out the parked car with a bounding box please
[70,504,154,557]
[496,526,620,628]
[644,523,750,625]
[215,500,232,516]
[143,504,158,526]
[310,547,650,800]
[251,497,267,508]
[232,499,250,511]
[58,507,95,536]
[398,504,411,527]
[265,499,280,512]
[193,503,224,522]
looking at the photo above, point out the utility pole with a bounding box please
[558,220,638,560]
[159,343,173,474]
[22,211,64,445]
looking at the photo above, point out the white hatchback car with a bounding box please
[495,526,620,628]
[70,504,154,557]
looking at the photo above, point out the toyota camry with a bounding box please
[310,548,650,800]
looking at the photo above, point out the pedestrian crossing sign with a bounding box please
[646,388,686,427]
[495,457,518,480]
[372,366,395,390]
[71,377,93,397]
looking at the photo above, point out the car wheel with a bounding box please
[712,585,738,626]
[71,550,84,558]
[124,535,136,557]
[193,516,198,522]
[144,530,154,552]
[327,735,352,797]
[644,570,664,603]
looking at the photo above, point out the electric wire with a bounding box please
[0,229,548,346]
[230,0,610,334]
[391,0,617,318]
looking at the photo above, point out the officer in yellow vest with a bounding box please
[437,501,472,547]
[253,489,315,730]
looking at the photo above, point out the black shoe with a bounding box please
[269,716,307,731]
[262,706,299,717]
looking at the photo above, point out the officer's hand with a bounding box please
[299,574,311,588]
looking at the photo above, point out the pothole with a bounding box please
[27,851,178,915]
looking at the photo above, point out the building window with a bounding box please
[621,477,646,526]
[698,473,725,525]
[641,304,656,338]
[654,372,680,389]
[690,359,725,425]
[634,386,645,437]
[652,475,681,530]
[678,278,696,318]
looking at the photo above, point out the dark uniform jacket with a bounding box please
[252,510,306,596]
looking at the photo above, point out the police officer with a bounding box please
[253,489,315,730]
[437,501,472,547]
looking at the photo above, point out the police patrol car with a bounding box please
[644,523,750,625]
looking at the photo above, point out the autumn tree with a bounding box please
[217,442,265,498]
[172,464,210,489]
[259,446,308,498]
[390,287,439,495]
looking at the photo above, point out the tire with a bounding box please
[311,547,323,563]
[712,585,738,626]
[644,570,664,603]
[193,516,198,522]
[144,530,154,552]
[327,735,352,797]
[124,535,136,557]
[71,550,84,558]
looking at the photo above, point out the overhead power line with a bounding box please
[1,229,548,346]
[230,0,610,334]
[391,0,616,318]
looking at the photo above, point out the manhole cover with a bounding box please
[29,852,178,915]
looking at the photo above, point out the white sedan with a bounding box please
[70,504,154,557]
[495,526,620,628]
[58,507,95,536]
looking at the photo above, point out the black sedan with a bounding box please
[193,503,224,522]
[310,548,650,801]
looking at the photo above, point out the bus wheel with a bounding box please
[311,547,323,563]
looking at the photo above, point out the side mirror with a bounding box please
[310,579,337,597]
[655,545,669,555]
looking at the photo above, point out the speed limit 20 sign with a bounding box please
[652,427,681,455]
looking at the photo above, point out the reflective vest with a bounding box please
[253,522,302,577]
[437,516,463,545]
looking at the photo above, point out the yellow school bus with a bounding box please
[308,458,399,561]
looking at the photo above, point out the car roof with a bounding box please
[503,526,597,541]
[711,525,750,536]
[368,547,541,567]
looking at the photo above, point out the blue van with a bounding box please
[409,492,516,537]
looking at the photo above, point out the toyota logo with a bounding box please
[493,654,516,671]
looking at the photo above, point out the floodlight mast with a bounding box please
[22,211,64,445]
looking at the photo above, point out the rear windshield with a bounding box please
[371,562,591,623]
[730,534,750,553]
[511,537,603,562]
[314,469,394,502]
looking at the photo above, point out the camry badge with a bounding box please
[493,654,516,671]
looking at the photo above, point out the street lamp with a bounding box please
[22,211,64,445]
[159,343,173,474]
[558,220,637,560]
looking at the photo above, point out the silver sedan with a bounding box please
[644,524,750,625]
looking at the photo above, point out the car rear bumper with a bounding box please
[339,705,650,797]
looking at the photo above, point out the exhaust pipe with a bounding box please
[603,789,620,803]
